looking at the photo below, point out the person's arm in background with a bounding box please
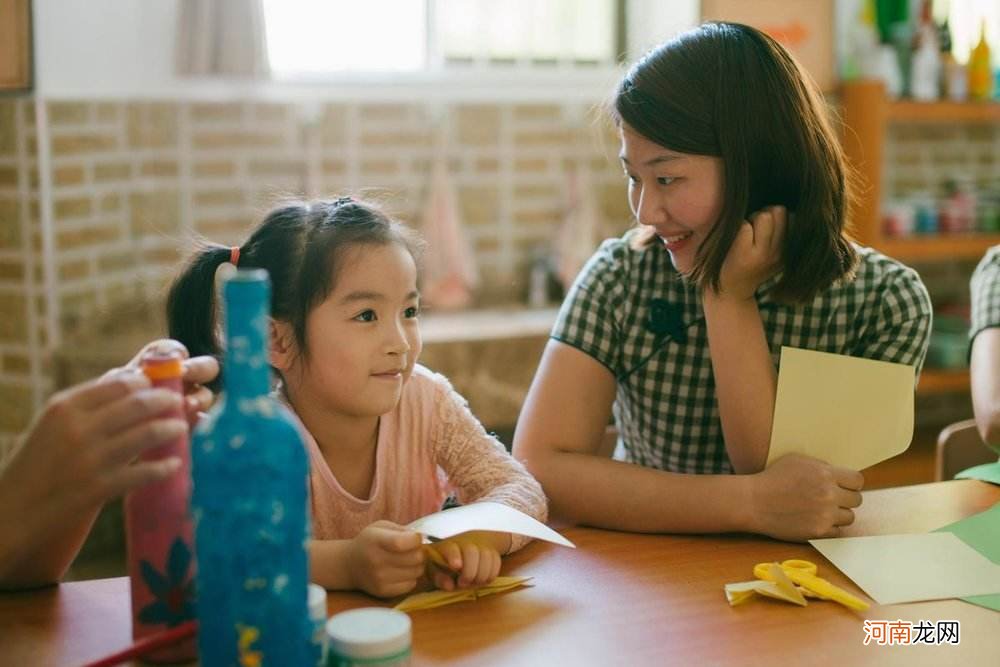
[0,340,218,590]
[969,248,1000,447]
[971,329,1000,446]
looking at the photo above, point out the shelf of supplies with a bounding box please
[875,234,1000,262]
[918,368,969,395]
[887,99,1000,123]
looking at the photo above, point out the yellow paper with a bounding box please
[766,347,914,470]
[810,532,1000,605]
[724,580,806,607]
[394,576,532,612]
[767,563,807,605]
[407,502,576,548]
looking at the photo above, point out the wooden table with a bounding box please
[2,481,998,666]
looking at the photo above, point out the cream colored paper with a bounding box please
[394,576,533,613]
[809,532,1000,605]
[767,347,915,470]
[407,502,576,548]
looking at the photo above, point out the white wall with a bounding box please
[33,0,182,96]
[627,0,700,59]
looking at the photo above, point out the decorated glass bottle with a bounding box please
[124,349,197,663]
[190,268,313,666]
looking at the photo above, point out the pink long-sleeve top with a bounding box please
[292,364,547,553]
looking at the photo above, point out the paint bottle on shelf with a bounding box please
[124,349,197,663]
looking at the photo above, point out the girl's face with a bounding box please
[283,242,422,419]
[619,125,726,274]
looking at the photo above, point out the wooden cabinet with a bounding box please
[0,0,32,91]
[840,80,1000,395]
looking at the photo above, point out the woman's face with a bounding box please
[619,124,726,274]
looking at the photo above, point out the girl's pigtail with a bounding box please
[166,244,233,388]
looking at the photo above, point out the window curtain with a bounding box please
[176,0,270,77]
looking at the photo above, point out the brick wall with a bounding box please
[0,98,633,455]
[0,100,41,456]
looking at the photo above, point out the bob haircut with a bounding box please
[610,21,857,302]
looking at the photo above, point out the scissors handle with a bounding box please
[752,559,817,580]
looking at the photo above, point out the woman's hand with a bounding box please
[426,531,508,591]
[747,453,864,542]
[347,521,425,598]
[118,339,219,424]
[714,205,787,301]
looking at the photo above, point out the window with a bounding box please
[940,0,1000,66]
[263,0,621,78]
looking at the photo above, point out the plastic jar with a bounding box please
[310,583,328,665]
[325,608,412,667]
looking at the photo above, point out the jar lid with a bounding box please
[325,608,411,659]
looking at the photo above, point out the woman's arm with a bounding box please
[513,341,754,532]
[701,207,786,474]
[702,292,776,473]
[513,341,862,540]
[971,328,1000,446]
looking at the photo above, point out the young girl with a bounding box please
[167,198,546,598]
[513,22,932,542]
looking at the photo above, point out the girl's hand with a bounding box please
[347,521,425,598]
[426,531,507,591]
[714,205,787,301]
[747,454,864,542]
[118,339,219,425]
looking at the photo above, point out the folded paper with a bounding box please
[809,532,1000,605]
[407,502,576,549]
[767,347,915,470]
[394,576,533,613]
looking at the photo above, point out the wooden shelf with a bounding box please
[875,234,1000,262]
[918,368,969,395]
[840,80,1000,257]
[887,99,1000,123]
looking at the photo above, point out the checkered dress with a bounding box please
[970,245,1000,341]
[552,231,932,475]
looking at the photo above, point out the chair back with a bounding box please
[936,419,999,480]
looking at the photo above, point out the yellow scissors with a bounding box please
[752,559,869,611]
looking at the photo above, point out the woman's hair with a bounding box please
[611,21,857,302]
[167,198,423,387]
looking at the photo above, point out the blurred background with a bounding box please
[0,0,998,574]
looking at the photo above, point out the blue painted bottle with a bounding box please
[190,268,314,666]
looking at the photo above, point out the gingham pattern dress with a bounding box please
[552,230,933,475]
[970,245,1000,341]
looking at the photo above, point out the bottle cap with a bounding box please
[140,349,184,380]
[325,607,411,660]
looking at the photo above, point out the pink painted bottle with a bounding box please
[123,350,197,663]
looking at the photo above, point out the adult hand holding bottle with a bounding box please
[0,339,218,590]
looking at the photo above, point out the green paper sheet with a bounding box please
[955,461,1000,486]
[934,502,1000,612]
